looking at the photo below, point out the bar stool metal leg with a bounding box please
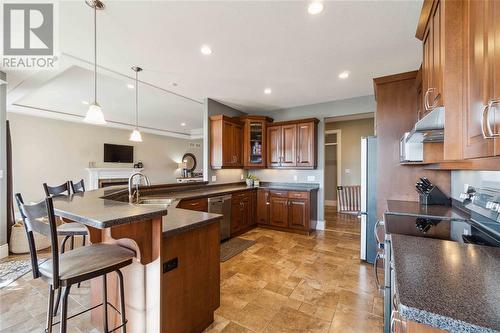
[103,274,109,333]
[116,270,127,333]
[60,236,70,254]
[60,285,71,333]
[46,285,55,333]
[77,236,86,288]
[70,236,74,251]
[53,287,62,316]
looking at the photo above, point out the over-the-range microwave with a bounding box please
[400,132,423,162]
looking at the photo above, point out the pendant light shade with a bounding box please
[84,102,106,124]
[129,129,142,142]
[84,0,106,125]
[129,66,143,142]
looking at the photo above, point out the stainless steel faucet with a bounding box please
[128,172,151,203]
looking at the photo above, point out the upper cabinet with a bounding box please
[463,0,499,158]
[237,115,273,169]
[210,115,244,169]
[267,119,318,169]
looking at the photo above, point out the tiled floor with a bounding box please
[205,209,383,333]
[0,210,383,333]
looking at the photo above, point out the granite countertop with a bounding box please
[52,187,169,229]
[52,182,319,237]
[386,200,470,221]
[391,234,500,333]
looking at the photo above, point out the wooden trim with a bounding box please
[209,114,244,125]
[416,0,435,40]
[268,118,320,127]
[373,71,419,99]
[236,115,274,123]
[423,156,500,170]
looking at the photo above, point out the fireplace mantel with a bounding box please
[86,168,143,190]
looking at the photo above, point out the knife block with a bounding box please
[419,186,451,206]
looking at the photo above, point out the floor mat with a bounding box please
[220,237,256,262]
[0,258,46,288]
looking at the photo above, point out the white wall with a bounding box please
[251,95,376,221]
[451,170,500,199]
[8,113,203,201]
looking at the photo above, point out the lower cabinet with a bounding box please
[256,189,270,224]
[264,189,317,234]
[230,191,256,236]
[178,197,208,212]
[269,194,289,227]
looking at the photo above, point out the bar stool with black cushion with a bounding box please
[43,182,88,253]
[15,193,134,333]
[70,179,85,194]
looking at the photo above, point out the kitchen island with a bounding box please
[51,186,222,333]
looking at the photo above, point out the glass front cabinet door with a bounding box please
[239,116,273,168]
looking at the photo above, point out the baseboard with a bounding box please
[324,200,337,207]
[0,243,8,259]
[315,220,325,230]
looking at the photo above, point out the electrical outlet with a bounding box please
[293,175,298,181]
[240,174,244,180]
[307,175,315,181]
[211,175,217,182]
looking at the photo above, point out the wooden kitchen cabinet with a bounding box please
[178,197,208,212]
[237,115,273,169]
[210,115,243,169]
[267,118,318,169]
[463,0,500,158]
[264,190,317,234]
[256,189,270,224]
[416,0,464,161]
[230,191,255,236]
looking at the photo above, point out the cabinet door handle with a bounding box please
[266,202,270,205]
[424,87,439,111]
[482,99,500,139]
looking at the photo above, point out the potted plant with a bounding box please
[245,174,258,187]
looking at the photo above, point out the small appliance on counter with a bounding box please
[415,177,450,206]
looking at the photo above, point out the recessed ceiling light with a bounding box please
[127,83,134,89]
[308,1,324,15]
[81,100,89,105]
[264,88,272,95]
[338,71,350,79]
[181,122,187,127]
[200,45,212,55]
[171,82,178,87]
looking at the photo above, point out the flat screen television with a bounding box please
[104,144,134,163]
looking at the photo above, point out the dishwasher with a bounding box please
[208,195,232,242]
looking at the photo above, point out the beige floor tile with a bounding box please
[329,304,383,333]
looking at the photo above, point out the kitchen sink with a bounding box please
[137,198,175,206]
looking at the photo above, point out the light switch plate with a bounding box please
[0,170,3,179]
[293,175,298,181]
[307,175,315,181]
[211,175,217,182]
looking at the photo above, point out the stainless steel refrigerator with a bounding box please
[360,136,377,263]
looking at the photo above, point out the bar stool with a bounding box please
[43,182,88,253]
[70,179,85,194]
[16,193,134,333]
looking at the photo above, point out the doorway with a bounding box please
[324,130,341,211]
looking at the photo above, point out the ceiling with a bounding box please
[5,0,423,136]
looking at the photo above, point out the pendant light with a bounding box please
[84,0,106,125]
[129,66,143,142]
